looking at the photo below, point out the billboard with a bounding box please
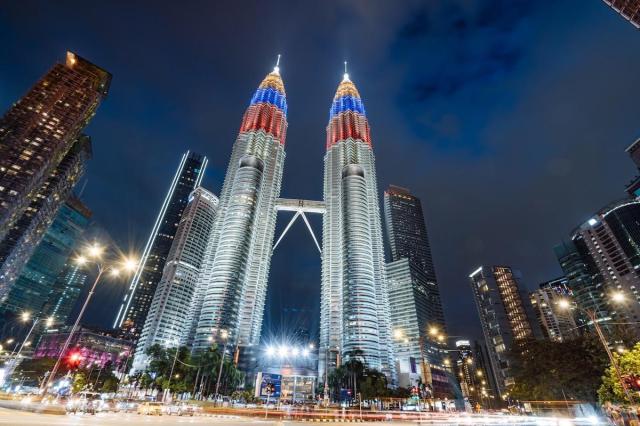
[255,372,282,398]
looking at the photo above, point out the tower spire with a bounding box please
[343,61,350,82]
[273,54,281,75]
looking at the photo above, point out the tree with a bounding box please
[359,370,388,400]
[598,342,640,404]
[326,353,389,401]
[72,372,87,393]
[508,335,609,402]
[142,343,243,397]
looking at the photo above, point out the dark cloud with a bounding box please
[1,0,639,344]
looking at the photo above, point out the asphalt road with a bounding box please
[0,407,606,425]
[0,407,396,426]
[0,408,268,425]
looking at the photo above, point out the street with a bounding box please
[0,407,607,425]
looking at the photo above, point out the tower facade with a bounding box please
[0,196,91,324]
[384,185,438,283]
[320,72,395,383]
[469,265,535,397]
[192,66,287,352]
[114,151,207,338]
[529,278,578,342]
[603,0,640,29]
[0,52,109,244]
[133,187,218,371]
[0,135,92,293]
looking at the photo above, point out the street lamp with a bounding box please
[164,338,180,402]
[5,314,56,381]
[214,329,229,400]
[41,242,137,393]
[558,292,633,403]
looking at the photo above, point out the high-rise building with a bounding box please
[319,71,395,383]
[530,278,578,342]
[383,185,447,389]
[0,52,109,245]
[0,136,92,292]
[469,265,535,397]
[191,65,287,354]
[384,185,437,282]
[0,196,91,326]
[625,138,640,197]
[114,151,207,338]
[603,0,640,29]
[567,200,640,327]
[554,239,611,331]
[387,258,447,390]
[453,340,495,407]
[41,262,88,325]
[133,187,217,371]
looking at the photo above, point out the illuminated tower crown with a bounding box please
[326,72,371,149]
[240,66,288,143]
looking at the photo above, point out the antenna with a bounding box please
[273,54,281,74]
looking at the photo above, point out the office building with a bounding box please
[133,187,217,371]
[0,197,91,327]
[384,185,438,282]
[0,136,92,294]
[114,151,207,339]
[319,70,395,384]
[387,258,447,390]
[603,0,640,29]
[41,262,88,325]
[530,278,578,342]
[191,65,287,354]
[469,266,535,397]
[0,52,109,246]
[567,199,640,327]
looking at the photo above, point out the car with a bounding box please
[137,401,163,416]
[66,391,102,415]
[97,398,119,412]
[116,399,139,413]
[164,402,197,416]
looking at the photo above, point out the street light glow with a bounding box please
[123,257,138,272]
[611,292,626,303]
[557,299,571,309]
[75,255,87,266]
[21,312,30,322]
[87,243,104,259]
[393,329,404,339]
[429,327,439,336]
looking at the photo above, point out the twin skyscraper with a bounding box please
[127,61,397,384]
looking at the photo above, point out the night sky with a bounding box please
[1,1,639,343]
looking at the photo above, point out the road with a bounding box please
[0,407,606,425]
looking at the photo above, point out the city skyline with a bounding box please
[1,1,640,345]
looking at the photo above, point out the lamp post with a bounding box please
[5,314,54,381]
[41,242,137,393]
[163,339,180,403]
[558,292,633,403]
[213,329,229,401]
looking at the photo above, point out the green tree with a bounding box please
[509,335,609,402]
[72,372,87,393]
[598,342,640,404]
[101,375,119,393]
[142,343,243,397]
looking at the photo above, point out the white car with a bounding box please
[164,403,197,416]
